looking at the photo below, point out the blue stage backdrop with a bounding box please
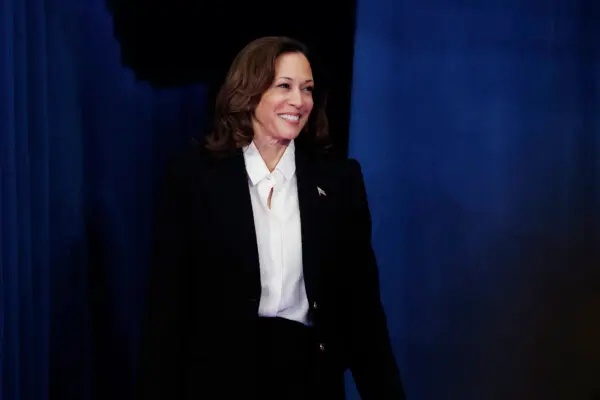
[2,0,206,398]
[2,0,599,399]
[347,0,599,399]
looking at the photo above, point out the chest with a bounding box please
[186,160,354,328]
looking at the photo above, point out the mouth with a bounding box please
[278,113,301,124]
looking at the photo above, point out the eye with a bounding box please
[303,86,314,93]
[277,83,291,89]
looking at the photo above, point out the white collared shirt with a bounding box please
[242,140,310,325]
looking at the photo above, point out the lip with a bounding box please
[278,113,301,125]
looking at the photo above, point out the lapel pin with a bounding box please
[317,186,327,197]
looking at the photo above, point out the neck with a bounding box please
[253,136,290,172]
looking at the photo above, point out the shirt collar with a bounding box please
[243,140,296,186]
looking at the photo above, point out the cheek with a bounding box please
[304,100,314,115]
[271,99,290,113]
[259,92,282,112]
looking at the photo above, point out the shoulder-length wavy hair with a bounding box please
[205,36,330,154]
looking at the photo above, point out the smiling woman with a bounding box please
[135,36,405,400]
[205,36,330,157]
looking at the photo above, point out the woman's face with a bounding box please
[252,52,314,144]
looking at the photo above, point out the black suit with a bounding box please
[136,144,405,399]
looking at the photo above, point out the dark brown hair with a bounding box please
[205,36,330,154]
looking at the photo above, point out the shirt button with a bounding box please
[319,343,325,352]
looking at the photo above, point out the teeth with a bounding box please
[279,114,299,121]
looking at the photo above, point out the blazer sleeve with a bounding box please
[135,157,192,400]
[345,159,406,399]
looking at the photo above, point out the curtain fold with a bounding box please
[2,0,52,399]
[2,0,207,398]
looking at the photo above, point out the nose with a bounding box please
[288,88,303,108]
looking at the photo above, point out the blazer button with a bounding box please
[312,301,319,310]
[319,343,325,352]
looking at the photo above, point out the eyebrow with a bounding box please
[279,76,314,83]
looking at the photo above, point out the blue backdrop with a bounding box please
[2,0,599,399]
[348,0,599,398]
[2,0,205,398]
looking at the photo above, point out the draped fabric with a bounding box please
[348,0,600,398]
[1,0,206,398]
[2,0,56,397]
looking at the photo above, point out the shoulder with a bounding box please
[311,154,364,183]
[165,142,239,181]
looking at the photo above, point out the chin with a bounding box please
[276,130,302,141]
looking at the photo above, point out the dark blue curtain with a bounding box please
[2,0,55,397]
[2,0,206,398]
[348,0,599,399]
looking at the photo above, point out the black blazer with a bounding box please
[136,144,405,400]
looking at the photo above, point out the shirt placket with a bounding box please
[269,171,285,314]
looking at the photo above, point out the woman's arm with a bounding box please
[345,159,406,399]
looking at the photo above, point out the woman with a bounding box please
[136,36,405,400]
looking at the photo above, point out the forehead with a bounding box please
[274,52,313,78]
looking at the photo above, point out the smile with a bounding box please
[278,114,300,122]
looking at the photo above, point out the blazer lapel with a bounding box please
[204,150,262,300]
[295,150,327,306]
